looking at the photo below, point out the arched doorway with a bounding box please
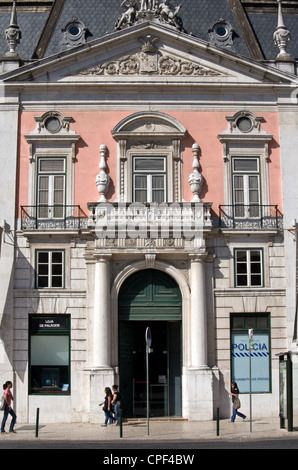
[118,269,182,418]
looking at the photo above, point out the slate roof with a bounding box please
[44,0,251,58]
[0,0,297,63]
[247,11,298,60]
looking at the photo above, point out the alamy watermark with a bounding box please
[93,202,204,240]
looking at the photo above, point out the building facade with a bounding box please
[0,0,298,424]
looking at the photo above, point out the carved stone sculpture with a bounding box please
[5,1,21,57]
[115,0,138,30]
[189,143,204,202]
[158,0,182,29]
[96,145,111,202]
[115,0,184,31]
[273,0,292,60]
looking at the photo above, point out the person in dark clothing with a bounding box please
[230,382,246,422]
[99,387,115,426]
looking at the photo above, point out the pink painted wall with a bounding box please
[18,110,282,216]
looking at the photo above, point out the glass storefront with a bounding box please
[29,314,70,394]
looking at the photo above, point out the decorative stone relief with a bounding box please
[79,50,222,77]
[208,18,235,50]
[218,111,273,162]
[62,18,88,48]
[25,111,80,162]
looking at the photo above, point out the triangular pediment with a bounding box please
[1,21,295,86]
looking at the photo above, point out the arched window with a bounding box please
[111,111,187,203]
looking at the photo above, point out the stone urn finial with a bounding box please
[273,0,292,60]
[5,1,21,57]
[96,144,110,202]
[189,143,204,202]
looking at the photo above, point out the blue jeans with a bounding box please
[231,404,246,422]
[104,410,114,425]
[113,402,121,425]
[1,404,17,432]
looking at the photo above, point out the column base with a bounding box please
[85,367,115,423]
[184,366,214,421]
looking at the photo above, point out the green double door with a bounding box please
[118,269,182,418]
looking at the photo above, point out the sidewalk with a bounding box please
[1,417,296,443]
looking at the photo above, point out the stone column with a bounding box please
[93,254,112,367]
[190,254,208,368]
[88,253,114,423]
[186,253,213,421]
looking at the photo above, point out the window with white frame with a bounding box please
[133,156,167,203]
[25,111,80,221]
[37,158,66,219]
[111,112,187,203]
[234,248,263,287]
[232,157,261,218]
[36,250,64,288]
[218,111,273,226]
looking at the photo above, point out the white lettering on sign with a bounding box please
[39,320,61,328]
[232,343,268,352]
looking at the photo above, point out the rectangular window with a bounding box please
[29,314,70,395]
[235,249,263,287]
[230,313,271,393]
[37,158,66,219]
[36,250,64,288]
[133,156,167,203]
[232,157,260,218]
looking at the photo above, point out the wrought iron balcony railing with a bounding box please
[20,205,88,231]
[218,204,283,230]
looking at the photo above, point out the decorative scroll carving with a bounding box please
[79,53,222,77]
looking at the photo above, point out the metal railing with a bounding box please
[20,205,88,230]
[218,204,283,230]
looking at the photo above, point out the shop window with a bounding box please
[234,248,263,287]
[29,315,70,395]
[36,250,64,288]
[230,313,271,393]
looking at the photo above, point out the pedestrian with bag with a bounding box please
[230,381,246,423]
[99,387,115,427]
[1,381,17,434]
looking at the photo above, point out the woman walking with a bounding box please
[1,381,17,434]
[99,387,115,427]
[230,381,246,423]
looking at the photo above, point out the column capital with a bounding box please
[93,252,112,262]
[189,252,208,263]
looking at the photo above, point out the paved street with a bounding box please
[1,437,298,450]
[0,417,298,452]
